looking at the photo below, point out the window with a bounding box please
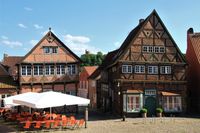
[68,64,76,75]
[148,66,158,74]
[143,46,165,53]
[160,47,165,53]
[45,65,50,75]
[160,66,171,74]
[135,65,145,73]
[123,94,142,112]
[122,65,132,73]
[21,66,26,75]
[163,96,182,112]
[44,47,50,53]
[143,46,148,52]
[43,47,58,54]
[52,47,58,53]
[34,65,43,75]
[57,65,65,75]
[154,46,160,53]
[21,65,32,76]
[50,65,54,75]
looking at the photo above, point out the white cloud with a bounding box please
[29,40,38,46]
[1,40,23,48]
[1,35,8,40]
[24,7,32,11]
[18,23,27,28]
[63,34,90,44]
[34,24,43,29]
[63,34,101,55]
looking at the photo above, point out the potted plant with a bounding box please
[156,107,163,117]
[140,108,147,118]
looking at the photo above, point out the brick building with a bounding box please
[186,28,200,113]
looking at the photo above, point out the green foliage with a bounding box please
[140,108,147,113]
[156,108,163,113]
[80,51,105,66]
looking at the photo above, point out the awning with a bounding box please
[125,89,143,93]
[161,91,180,96]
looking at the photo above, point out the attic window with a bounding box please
[43,46,58,54]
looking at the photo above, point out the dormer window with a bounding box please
[43,46,58,54]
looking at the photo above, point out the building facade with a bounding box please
[95,10,187,116]
[79,66,98,108]
[186,28,200,113]
[2,29,81,97]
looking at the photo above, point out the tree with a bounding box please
[80,51,105,66]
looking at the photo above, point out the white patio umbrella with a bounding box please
[13,91,90,109]
[4,92,39,107]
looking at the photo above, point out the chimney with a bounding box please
[139,19,144,24]
[187,28,194,35]
[4,53,8,58]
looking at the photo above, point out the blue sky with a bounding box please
[0,0,200,60]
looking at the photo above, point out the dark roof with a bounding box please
[188,33,200,63]
[0,63,17,89]
[2,56,23,67]
[20,30,81,63]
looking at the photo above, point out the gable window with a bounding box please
[21,65,32,76]
[44,47,50,53]
[52,47,58,53]
[143,46,153,53]
[148,66,158,74]
[34,65,43,75]
[50,65,54,75]
[43,46,58,54]
[135,65,145,73]
[68,64,76,75]
[122,65,132,73]
[160,66,171,74]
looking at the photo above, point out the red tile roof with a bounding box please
[2,56,23,68]
[84,66,98,76]
[189,34,200,63]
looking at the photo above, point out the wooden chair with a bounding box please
[23,121,31,130]
[34,121,42,129]
[52,120,60,129]
[45,121,51,129]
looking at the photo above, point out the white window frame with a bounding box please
[45,65,50,75]
[123,94,143,113]
[163,96,182,112]
[33,65,43,75]
[148,66,158,74]
[154,46,160,53]
[67,64,76,75]
[21,65,32,76]
[159,47,165,53]
[52,47,58,53]
[160,66,171,74]
[135,65,145,73]
[122,65,132,73]
[44,47,50,54]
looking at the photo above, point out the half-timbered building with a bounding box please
[95,10,187,116]
[2,28,81,97]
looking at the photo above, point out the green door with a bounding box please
[145,97,156,117]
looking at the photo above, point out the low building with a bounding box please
[186,28,200,113]
[79,66,98,108]
[0,63,17,107]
